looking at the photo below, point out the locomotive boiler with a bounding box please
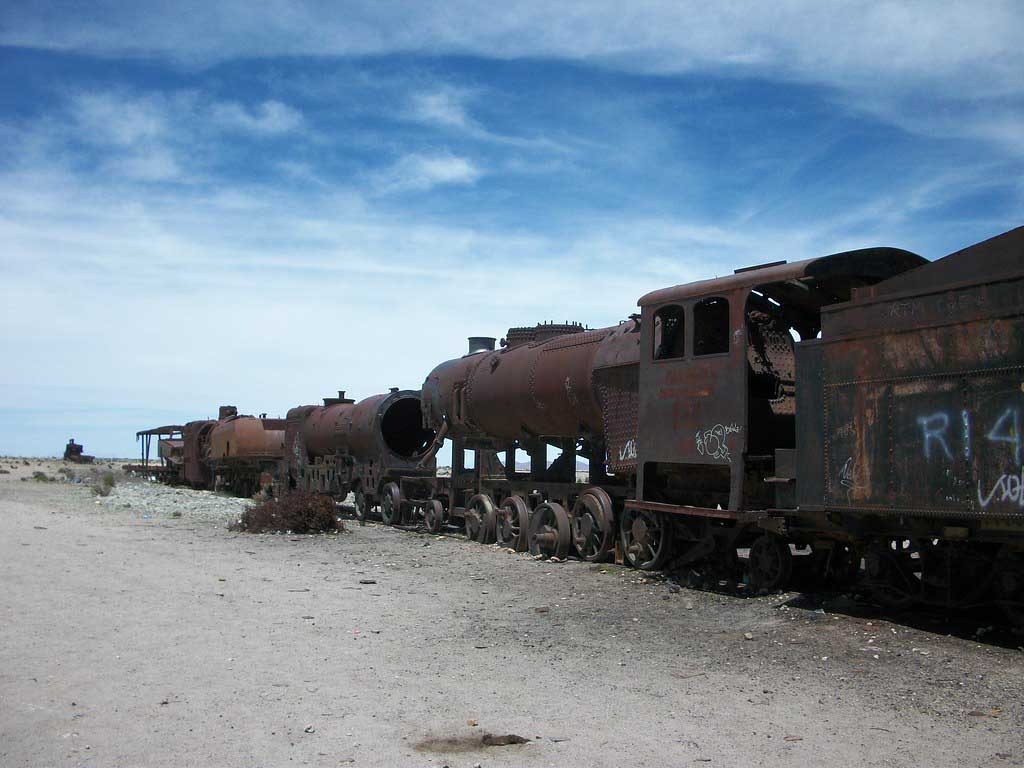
[284,388,436,522]
[419,320,641,557]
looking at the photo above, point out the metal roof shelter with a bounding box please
[135,425,185,468]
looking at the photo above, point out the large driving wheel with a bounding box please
[495,495,530,551]
[465,493,496,543]
[571,487,615,562]
[380,482,403,526]
[748,534,793,592]
[529,501,571,559]
[619,507,670,570]
[424,499,445,534]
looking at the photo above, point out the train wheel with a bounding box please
[424,499,445,534]
[748,534,793,592]
[465,494,496,544]
[495,495,530,551]
[570,487,615,562]
[619,507,670,570]
[529,502,571,559]
[380,482,402,526]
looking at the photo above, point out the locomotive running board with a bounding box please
[624,499,787,534]
[624,499,739,520]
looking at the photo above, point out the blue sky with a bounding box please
[1,1,1022,457]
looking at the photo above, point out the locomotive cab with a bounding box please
[634,248,925,517]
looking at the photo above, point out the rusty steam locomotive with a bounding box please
[134,226,1024,626]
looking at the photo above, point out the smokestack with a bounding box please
[389,387,399,393]
[468,336,496,354]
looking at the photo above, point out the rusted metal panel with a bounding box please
[287,390,436,497]
[208,416,285,461]
[858,225,1024,300]
[182,419,217,487]
[797,227,1024,520]
[596,362,640,473]
[502,322,585,349]
[638,248,924,308]
[157,438,184,464]
[422,321,638,444]
[637,247,927,511]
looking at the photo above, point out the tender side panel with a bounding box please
[799,308,1024,519]
[822,365,1024,517]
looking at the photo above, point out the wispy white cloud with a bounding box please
[211,99,304,135]
[408,87,475,130]
[72,90,176,146]
[372,152,483,194]
[405,85,572,154]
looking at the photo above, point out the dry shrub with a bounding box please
[32,471,55,482]
[91,471,116,496]
[230,492,341,534]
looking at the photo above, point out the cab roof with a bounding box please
[637,247,925,308]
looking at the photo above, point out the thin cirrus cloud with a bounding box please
[372,152,484,194]
[210,100,305,135]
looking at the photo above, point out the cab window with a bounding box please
[652,304,685,360]
[694,297,730,356]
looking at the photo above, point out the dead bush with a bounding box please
[230,492,341,534]
[92,471,116,496]
[32,471,55,482]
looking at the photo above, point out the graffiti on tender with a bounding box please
[987,407,1022,464]
[695,423,741,462]
[918,412,954,460]
[618,438,637,462]
[839,456,858,488]
[979,467,1024,509]
[917,405,1024,510]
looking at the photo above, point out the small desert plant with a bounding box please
[0,469,9,475]
[92,471,116,497]
[230,492,341,534]
[58,466,75,479]
[32,471,55,482]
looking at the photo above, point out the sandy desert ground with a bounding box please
[2,458,1023,768]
